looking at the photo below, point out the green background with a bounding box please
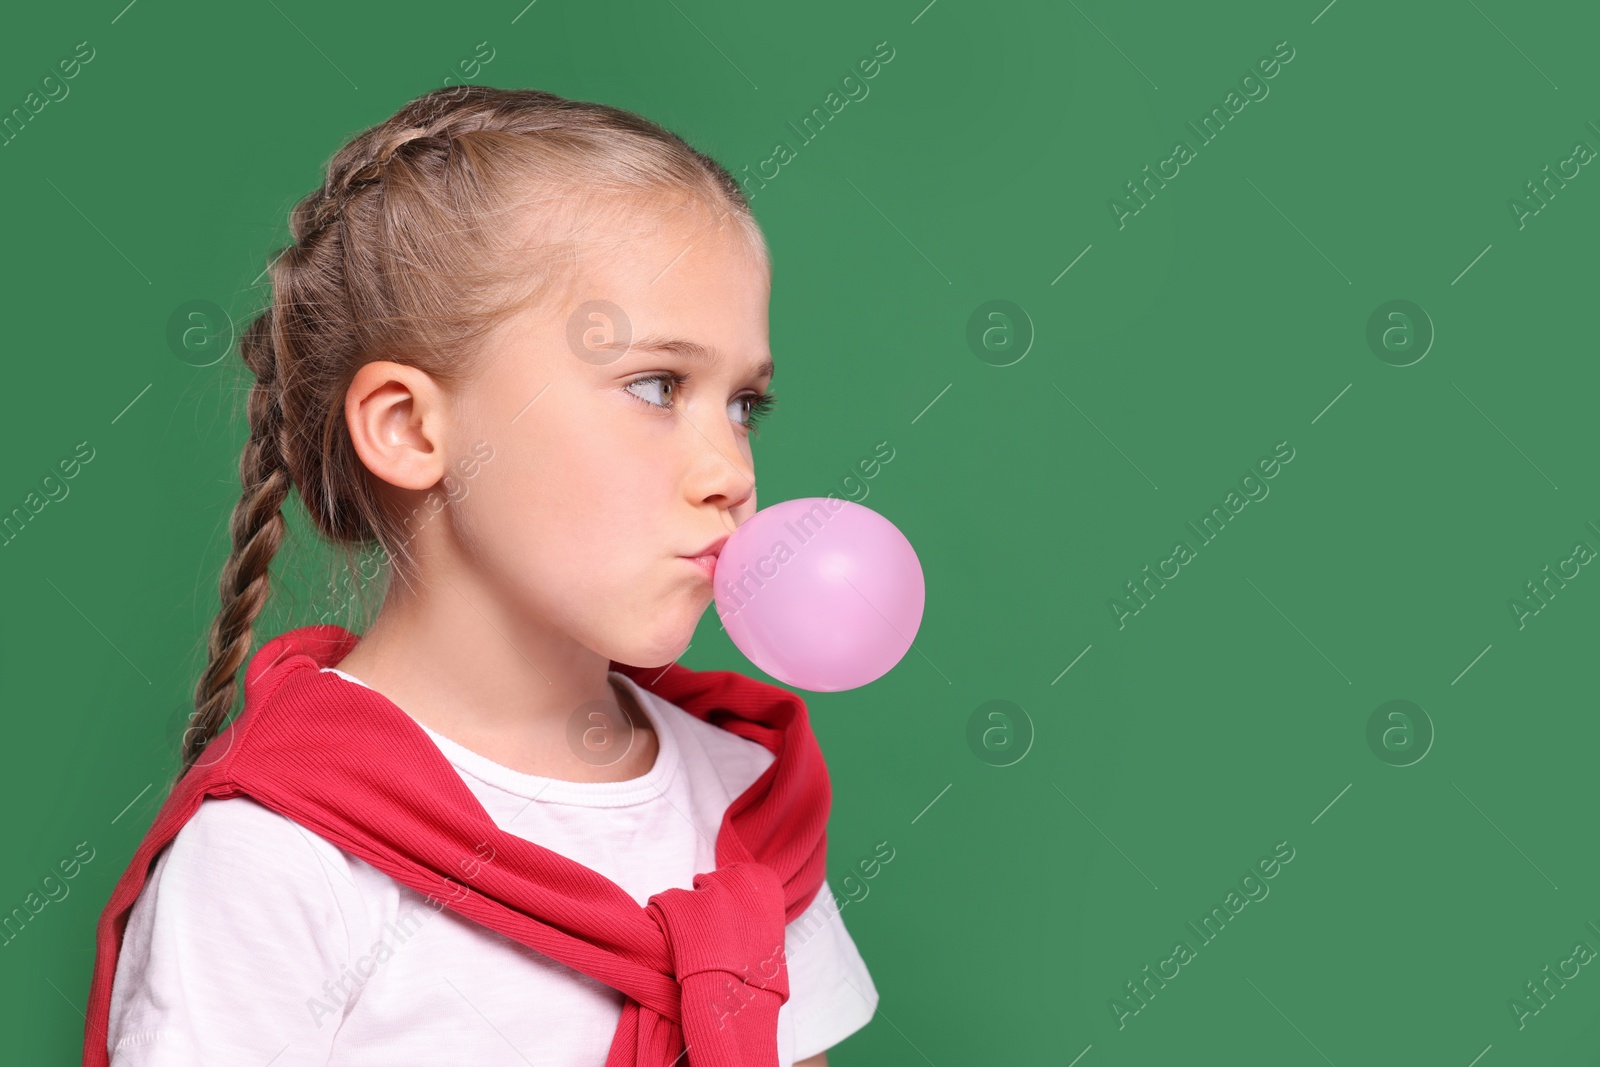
[3,0,1597,1063]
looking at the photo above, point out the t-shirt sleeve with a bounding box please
[783,877,879,1060]
[106,796,366,1065]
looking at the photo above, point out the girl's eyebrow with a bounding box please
[624,333,776,381]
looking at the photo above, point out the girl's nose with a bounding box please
[683,410,755,511]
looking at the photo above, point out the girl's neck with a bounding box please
[330,599,658,784]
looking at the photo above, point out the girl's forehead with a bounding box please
[563,215,768,307]
[577,187,760,253]
[482,226,769,376]
[487,190,770,365]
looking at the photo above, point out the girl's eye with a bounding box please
[625,373,778,434]
[732,391,777,434]
[624,372,685,410]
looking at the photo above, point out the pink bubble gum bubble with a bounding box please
[713,497,925,692]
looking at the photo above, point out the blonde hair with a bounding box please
[181,84,766,776]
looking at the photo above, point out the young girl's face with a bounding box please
[436,197,774,669]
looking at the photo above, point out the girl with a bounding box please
[82,85,877,1066]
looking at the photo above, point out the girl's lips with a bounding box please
[687,534,730,560]
[682,554,717,580]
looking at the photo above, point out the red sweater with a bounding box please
[83,625,830,1067]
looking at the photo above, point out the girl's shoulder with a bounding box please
[108,797,375,1060]
[168,794,352,868]
[147,795,370,925]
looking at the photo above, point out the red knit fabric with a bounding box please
[82,625,831,1067]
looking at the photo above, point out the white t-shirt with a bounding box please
[106,666,878,1065]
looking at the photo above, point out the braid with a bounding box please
[289,87,495,249]
[182,314,294,773]
[292,127,428,247]
[182,102,488,775]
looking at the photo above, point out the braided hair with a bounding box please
[179,84,764,776]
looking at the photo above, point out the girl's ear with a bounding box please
[344,361,450,492]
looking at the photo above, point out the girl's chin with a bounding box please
[612,623,699,671]
[603,588,714,668]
